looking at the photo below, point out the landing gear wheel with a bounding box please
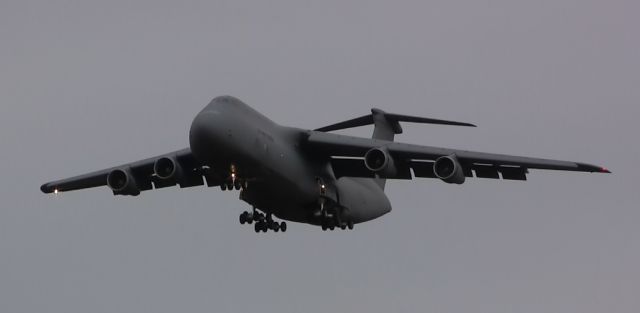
[321,223,327,231]
[347,221,354,230]
[254,222,261,233]
[280,222,287,232]
[234,181,241,190]
[273,223,280,232]
[262,223,268,232]
[226,183,234,190]
[221,184,227,191]
[239,212,248,224]
[329,225,335,231]
[340,223,346,230]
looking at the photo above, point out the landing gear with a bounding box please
[239,211,256,225]
[315,199,354,231]
[220,164,249,192]
[320,220,353,231]
[242,208,286,233]
[220,180,246,191]
[255,221,266,233]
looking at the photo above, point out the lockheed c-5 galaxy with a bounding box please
[41,96,610,232]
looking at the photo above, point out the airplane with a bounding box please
[41,96,610,232]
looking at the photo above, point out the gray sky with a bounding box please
[1,0,638,312]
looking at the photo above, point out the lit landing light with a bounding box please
[54,189,59,195]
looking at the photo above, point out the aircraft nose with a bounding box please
[189,111,220,161]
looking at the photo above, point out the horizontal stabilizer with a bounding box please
[315,108,475,134]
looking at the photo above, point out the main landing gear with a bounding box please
[316,198,354,232]
[321,220,354,231]
[239,208,287,233]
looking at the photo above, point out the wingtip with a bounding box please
[576,163,611,174]
[40,183,55,194]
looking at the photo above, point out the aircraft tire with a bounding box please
[280,222,287,232]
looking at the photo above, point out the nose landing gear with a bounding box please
[220,164,249,191]
[239,208,287,233]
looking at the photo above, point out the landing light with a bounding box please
[54,189,59,194]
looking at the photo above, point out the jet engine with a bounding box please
[154,156,184,181]
[364,147,397,178]
[107,168,140,196]
[433,155,466,184]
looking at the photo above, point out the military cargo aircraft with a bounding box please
[41,96,610,232]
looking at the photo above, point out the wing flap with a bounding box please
[473,165,500,179]
[499,166,528,181]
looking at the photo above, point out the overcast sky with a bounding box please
[1,0,638,312]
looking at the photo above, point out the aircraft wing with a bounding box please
[306,131,610,181]
[40,148,224,195]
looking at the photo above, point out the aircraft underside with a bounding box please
[210,161,378,232]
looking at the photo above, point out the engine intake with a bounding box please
[364,147,397,177]
[154,156,184,181]
[107,168,140,196]
[433,155,466,184]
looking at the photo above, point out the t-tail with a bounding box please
[315,109,476,189]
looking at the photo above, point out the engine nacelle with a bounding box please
[107,168,140,196]
[153,156,184,181]
[364,147,397,178]
[433,155,466,184]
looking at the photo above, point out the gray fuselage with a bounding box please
[188,96,391,225]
